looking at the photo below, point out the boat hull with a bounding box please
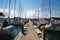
[0,25,14,35]
[46,25,60,31]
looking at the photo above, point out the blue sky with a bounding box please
[0,0,42,10]
[20,0,42,10]
[0,0,59,11]
[0,0,60,18]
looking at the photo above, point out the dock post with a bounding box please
[42,29,44,40]
[40,25,46,40]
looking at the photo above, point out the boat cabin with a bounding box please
[0,12,5,18]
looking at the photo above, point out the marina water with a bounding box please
[0,26,22,40]
[46,31,60,40]
[0,26,60,40]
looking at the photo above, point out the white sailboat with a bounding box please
[0,0,14,35]
[45,0,60,31]
[46,17,60,31]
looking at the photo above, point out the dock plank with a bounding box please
[14,20,39,40]
[14,32,23,40]
[23,20,39,40]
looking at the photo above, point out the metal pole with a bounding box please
[14,0,16,18]
[38,9,39,20]
[3,0,8,16]
[43,0,46,18]
[25,12,26,18]
[42,30,44,40]
[18,2,21,17]
[8,0,11,18]
[49,0,51,19]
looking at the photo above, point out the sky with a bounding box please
[0,0,60,18]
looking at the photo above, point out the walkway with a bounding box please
[14,20,39,40]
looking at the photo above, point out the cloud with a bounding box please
[0,8,59,18]
[0,8,18,18]
[23,10,36,18]
[23,9,50,18]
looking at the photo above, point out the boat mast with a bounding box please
[49,0,52,20]
[43,0,46,18]
[3,0,8,16]
[14,0,16,18]
[38,8,39,21]
[41,0,46,19]
[18,1,21,17]
[18,1,23,18]
[25,12,26,18]
[8,0,11,18]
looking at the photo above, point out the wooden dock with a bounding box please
[14,32,23,40]
[14,20,39,40]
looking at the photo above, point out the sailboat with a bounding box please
[45,0,60,31]
[0,12,14,35]
[0,0,14,35]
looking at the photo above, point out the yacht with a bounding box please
[45,17,60,31]
[0,12,14,35]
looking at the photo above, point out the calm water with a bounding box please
[0,26,22,40]
[46,31,60,40]
[0,26,60,40]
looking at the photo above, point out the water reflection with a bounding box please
[0,26,22,40]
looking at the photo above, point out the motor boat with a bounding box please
[0,21,14,35]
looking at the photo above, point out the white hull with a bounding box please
[0,25,14,35]
[46,25,60,31]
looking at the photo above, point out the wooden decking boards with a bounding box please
[14,20,39,40]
